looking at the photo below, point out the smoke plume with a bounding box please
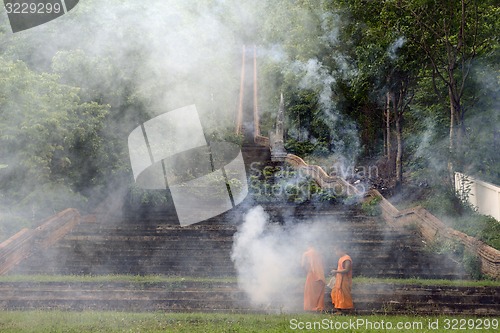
[231,205,343,311]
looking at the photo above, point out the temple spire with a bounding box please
[270,93,287,162]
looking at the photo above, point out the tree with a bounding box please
[0,57,109,219]
[331,0,421,190]
[396,0,499,180]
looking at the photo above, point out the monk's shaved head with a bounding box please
[333,244,347,256]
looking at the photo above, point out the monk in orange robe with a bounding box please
[330,246,353,313]
[301,246,326,312]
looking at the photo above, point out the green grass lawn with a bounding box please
[1,274,499,287]
[0,311,499,332]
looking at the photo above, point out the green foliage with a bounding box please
[425,237,465,258]
[423,236,485,280]
[207,130,244,147]
[463,250,483,280]
[0,214,30,242]
[0,183,86,238]
[0,57,110,218]
[420,188,465,218]
[453,214,500,251]
[19,183,88,218]
[126,185,170,208]
[361,196,382,216]
[282,90,343,158]
[51,50,120,103]
[284,138,316,156]
[424,228,497,279]
[459,61,500,185]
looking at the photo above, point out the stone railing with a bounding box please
[234,45,270,149]
[0,228,33,275]
[0,208,82,275]
[34,208,81,249]
[370,189,500,279]
[285,154,360,196]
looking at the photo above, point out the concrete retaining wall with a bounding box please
[455,172,500,221]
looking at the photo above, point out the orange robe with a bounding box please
[331,254,353,309]
[301,247,326,311]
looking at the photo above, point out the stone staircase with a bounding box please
[3,191,500,315]
[9,203,466,280]
[4,182,489,315]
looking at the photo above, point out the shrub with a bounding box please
[361,196,381,216]
[463,250,483,280]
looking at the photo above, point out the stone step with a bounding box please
[67,224,412,237]
[15,255,454,270]
[96,213,377,225]
[18,240,434,256]
[51,215,418,239]
[12,265,465,280]
[0,281,497,315]
[14,264,454,274]
[55,237,415,247]
[2,288,495,305]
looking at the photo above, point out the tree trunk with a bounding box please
[385,92,391,161]
[448,80,464,185]
[395,114,403,190]
[382,114,387,156]
[448,86,456,183]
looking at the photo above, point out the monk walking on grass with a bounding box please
[331,245,353,313]
[301,246,326,312]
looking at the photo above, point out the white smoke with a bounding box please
[231,206,298,307]
[231,205,341,311]
[294,58,336,110]
[388,36,406,60]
